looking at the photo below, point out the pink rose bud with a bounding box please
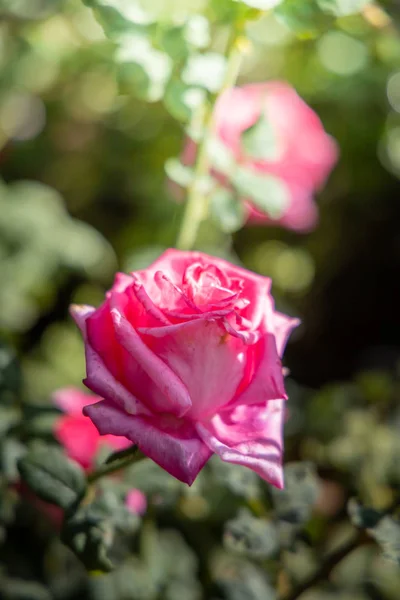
[70,250,299,488]
[125,489,147,516]
[53,387,130,470]
[178,82,338,232]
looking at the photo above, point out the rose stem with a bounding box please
[87,445,145,484]
[175,23,246,251]
[280,496,400,600]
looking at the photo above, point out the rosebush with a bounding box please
[71,249,298,486]
[179,82,338,232]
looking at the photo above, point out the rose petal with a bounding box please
[272,312,300,357]
[70,305,151,417]
[228,333,287,411]
[196,399,285,488]
[84,400,212,485]
[110,293,192,417]
[139,318,247,419]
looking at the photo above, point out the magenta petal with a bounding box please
[229,333,287,411]
[84,400,212,485]
[139,318,246,419]
[83,343,151,416]
[196,399,285,489]
[70,303,150,417]
[109,294,192,417]
[273,312,300,357]
[69,304,96,336]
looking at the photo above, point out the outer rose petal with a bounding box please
[84,400,212,485]
[272,312,300,357]
[139,318,246,419]
[110,293,192,417]
[196,400,285,489]
[70,304,151,417]
[228,333,287,411]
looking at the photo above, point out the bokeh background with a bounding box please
[0,1,400,599]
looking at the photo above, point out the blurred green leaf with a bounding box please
[317,0,369,16]
[18,446,86,510]
[210,188,247,233]
[160,26,189,60]
[242,112,281,160]
[62,507,115,572]
[165,157,194,187]
[182,52,226,92]
[367,515,400,564]
[275,0,334,37]
[347,498,382,529]
[206,136,236,175]
[271,462,320,524]
[212,552,277,600]
[224,508,279,559]
[0,342,21,404]
[0,578,52,600]
[233,167,290,218]
[164,80,203,122]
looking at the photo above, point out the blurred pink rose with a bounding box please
[178,82,338,232]
[125,489,147,515]
[70,249,298,488]
[53,387,131,470]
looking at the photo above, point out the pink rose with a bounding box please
[53,387,131,470]
[125,489,147,515]
[178,82,338,232]
[70,249,299,488]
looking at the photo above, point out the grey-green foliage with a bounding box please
[271,462,319,524]
[212,552,277,600]
[367,515,400,564]
[0,179,115,332]
[84,0,220,114]
[224,508,279,559]
[17,445,87,510]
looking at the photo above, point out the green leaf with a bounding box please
[240,0,283,8]
[210,188,246,233]
[160,26,189,61]
[165,157,194,187]
[182,52,227,92]
[18,446,86,510]
[271,462,319,524]
[184,15,210,49]
[274,0,334,37]
[224,509,279,559]
[233,168,289,218]
[164,80,204,122]
[242,112,281,161]
[116,34,172,102]
[347,498,383,529]
[206,136,236,176]
[367,515,400,564]
[62,507,115,572]
[317,0,369,16]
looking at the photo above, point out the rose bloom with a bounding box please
[71,250,299,488]
[179,82,338,232]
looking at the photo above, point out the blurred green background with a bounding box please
[0,1,400,599]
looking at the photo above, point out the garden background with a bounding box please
[0,1,400,599]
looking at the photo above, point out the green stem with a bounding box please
[87,446,144,484]
[175,27,245,251]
